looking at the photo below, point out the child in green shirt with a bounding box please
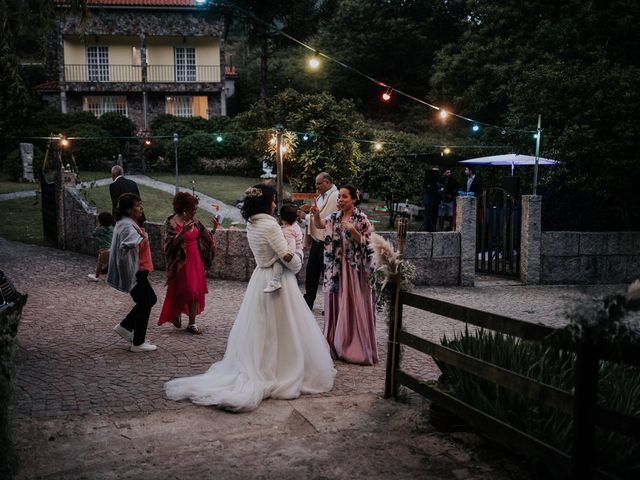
[88,212,114,282]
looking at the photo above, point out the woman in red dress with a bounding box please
[158,192,216,334]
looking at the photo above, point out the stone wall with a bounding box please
[541,232,640,284]
[62,187,462,285]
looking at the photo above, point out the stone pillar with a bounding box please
[456,196,476,286]
[520,195,542,284]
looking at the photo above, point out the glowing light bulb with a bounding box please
[533,133,539,139]
[443,147,451,155]
[302,134,309,141]
[216,135,223,143]
[439,109,448,119]
[144,138,151,146]
[373,142,383,151]
[60,137,69,148]
[308,56,320,70]
[472,124,480,132]
[382,88,392,102]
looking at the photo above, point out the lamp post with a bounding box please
[275,127,284,214]
[173,133,179,194]
[533,114,542,195]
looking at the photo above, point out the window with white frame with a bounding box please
[165,96,208,119]
[87,46,110,82]
[175,47,196,82]
[83,96,128,117]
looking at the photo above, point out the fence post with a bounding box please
[456,196,476,286]
[571,343,599,479]
[520,195,542,284]
[384,217,408,399]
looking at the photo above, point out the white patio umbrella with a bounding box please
[459,153,560,176]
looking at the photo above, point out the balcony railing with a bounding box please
[64,64,142,83]
[63,64,222,83]
[147,65,221,83]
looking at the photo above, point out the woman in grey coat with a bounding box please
[107,193,158,352]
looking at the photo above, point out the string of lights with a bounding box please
[215,0,540,135]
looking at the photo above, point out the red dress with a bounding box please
[158,225,209,325]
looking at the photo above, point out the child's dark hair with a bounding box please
[98,212,114,227]
[280,204,298,225]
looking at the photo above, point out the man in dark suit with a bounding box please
[464,166,483,196]
[109,165,146,224]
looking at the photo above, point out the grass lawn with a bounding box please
[81,184,175,223]
[0,178,40,194]
[0,197,56,247]
[145,173,264,205]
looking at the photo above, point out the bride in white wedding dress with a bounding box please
[165,184,336,412]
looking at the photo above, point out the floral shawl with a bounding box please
[322,208,374,294]
[163,214,215,283]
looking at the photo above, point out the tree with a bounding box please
[221,0,334,105]
[234,88,364,189]
[430,0,640,230]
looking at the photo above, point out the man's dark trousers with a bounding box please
[304,239,324,310]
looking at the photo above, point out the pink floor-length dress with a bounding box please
[323,235,378,365]
[158,225,208,324]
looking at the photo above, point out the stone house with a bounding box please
[38,0,235,131]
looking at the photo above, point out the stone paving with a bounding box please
[1,236,630,479]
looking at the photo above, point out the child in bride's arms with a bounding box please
[264,204,304,293]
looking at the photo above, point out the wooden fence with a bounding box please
[384,288,640,479]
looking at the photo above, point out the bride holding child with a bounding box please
[165,184,335,412]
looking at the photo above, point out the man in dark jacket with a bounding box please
[109,165,146,224]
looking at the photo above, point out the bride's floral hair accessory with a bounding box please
[244,187,263,198]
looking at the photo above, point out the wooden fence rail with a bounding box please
[384,287,640,480]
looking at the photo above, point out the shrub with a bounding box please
[66,123,120,170]
[437,328,640,479]
[99,113,136,139]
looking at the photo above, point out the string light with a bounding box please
[443,147,451,155]
[308,55,320,70]
[216,135,224,143]
[58,134,69,148]
[381,87,392,102]
[143,137,152,146]
[218,0,539,135]
[439,110,449,120]
[472,124,480,132]
[302,133,309,141]
[373,142,383,151]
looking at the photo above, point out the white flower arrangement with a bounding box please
[369,233,416,312]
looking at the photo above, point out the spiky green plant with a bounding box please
[437,326,640,479]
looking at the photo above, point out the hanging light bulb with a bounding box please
[144,137,152,146]
[472,124,480,132]
[533,132,539,139]
[216,135,223,143]
[373,142,383,151]
[308,55,321,70]
[381,87,392,102]
[302,133,309,141]
[58,134,69,148]
[443,147,451,155]
[439,109,448,119]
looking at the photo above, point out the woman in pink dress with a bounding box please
[158,192,216,334]
[310,184,378,365]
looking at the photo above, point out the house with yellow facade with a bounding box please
[39,0,232,132]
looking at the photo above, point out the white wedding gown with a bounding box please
[165,213,336,412]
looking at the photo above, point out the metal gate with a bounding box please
[40,144,58,244]
[476,187,521,276]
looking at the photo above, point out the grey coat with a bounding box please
[107,217,143,293]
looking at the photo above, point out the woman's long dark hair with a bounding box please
[241,184,276,221]
[115,193,141,221]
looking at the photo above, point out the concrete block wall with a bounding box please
[63,187,462,285]
[541,232,640,284]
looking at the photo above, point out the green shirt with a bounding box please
[92,226,113,250]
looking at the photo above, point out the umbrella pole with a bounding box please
[533,114,542,194]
